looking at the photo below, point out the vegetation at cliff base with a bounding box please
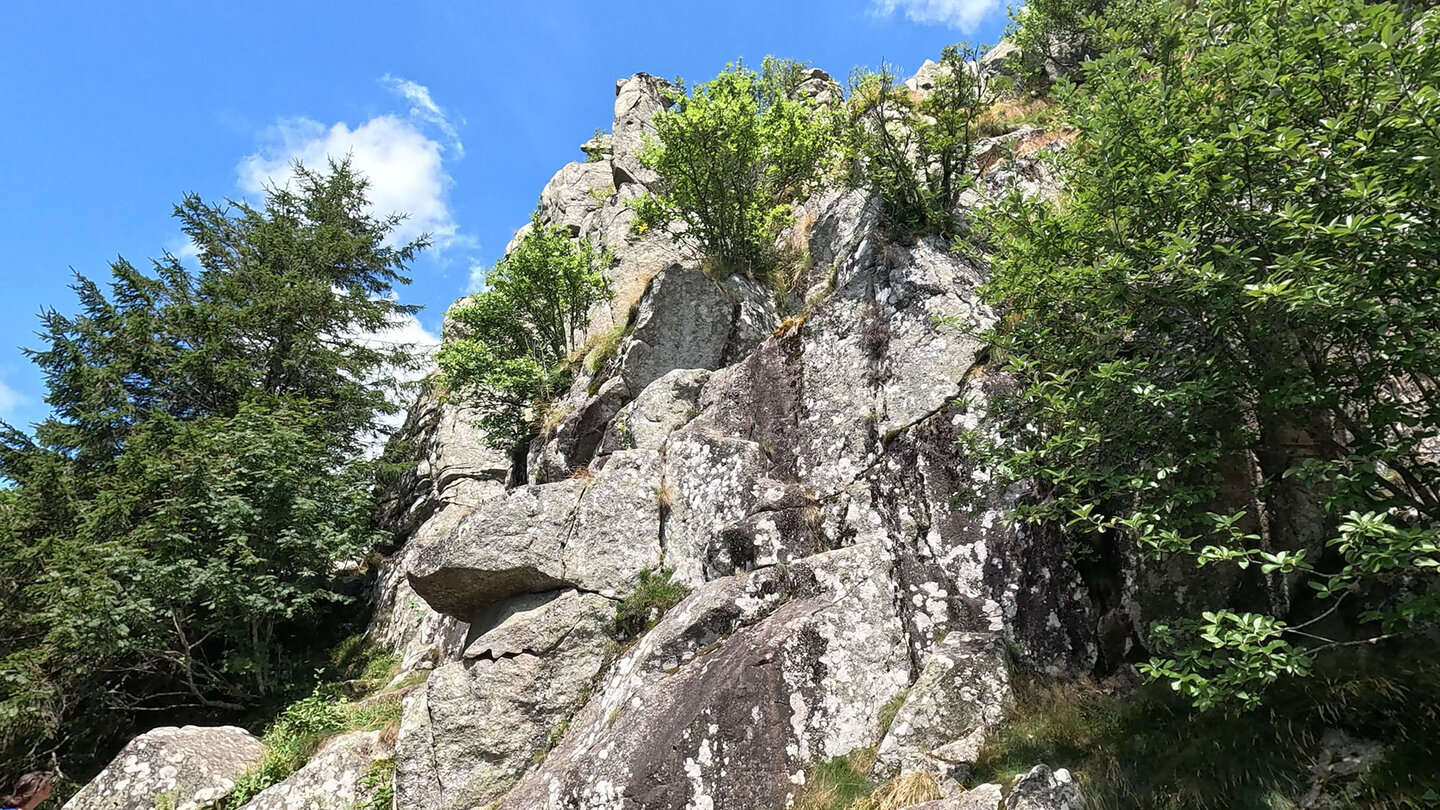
[973,0,1440,708]
[0,160,424,788]
[437,213,612,449]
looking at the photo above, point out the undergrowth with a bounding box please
[971,646,1440,809]
[211,639,414,809]
[613,568,690,639]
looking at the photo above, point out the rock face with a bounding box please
[61,726,264,810]
[376,115,1099,808]
[65,50,1255,810]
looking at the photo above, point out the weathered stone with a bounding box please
[498,543,911,810]
[532,375,631,483]
[407,449,663,617]
[407,479,585,618]
[874,633,1012,788]
[395,590,615,810]
[600,367,710,453]
[537,160,616,237]
[62,726,264,810]
[238,731,390,810]
[617,265,736,394]
[611,73,673,188]
[795,67,844,107]
[1006,765,1083,810]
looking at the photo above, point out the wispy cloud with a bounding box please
[871,0,1003,32]
[382,74,465,158]
[237,115,459,248]
[0,374,28,423]
[466,259,488,295]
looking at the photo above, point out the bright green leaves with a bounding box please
[635,58,833,275]
[842,44,986,240]
[437,215,611,448]
[974,0,1440,709]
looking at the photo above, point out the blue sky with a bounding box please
[0,0,1010,430]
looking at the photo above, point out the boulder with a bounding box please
[394,590,615,810]
[531,375,631,483]
[407,449,663,618]
[61,726,264,810]
[1005,765,1083,810]
[600,367,710,453]
[874,633,1013,789]
[238,731,391,810]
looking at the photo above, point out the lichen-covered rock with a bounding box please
[498,543,910,810]
[395,590,615,810]
[874,632,1012,788]
[600,367,710,453]
[62,726,264,810]
[407,450,662,618]
[616,265,740,394]
[1006,765,1083,810]
[238,731,390,810]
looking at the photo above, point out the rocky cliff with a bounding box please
[67,62,1098,810]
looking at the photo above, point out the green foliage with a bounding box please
[972,652,1440,808]
[220,687,352,808]
[841,44,986,239]
[612,568,690,639]
[634,58,833,275]
[0,159,422,786]
[355,759,395,810]
[1006,0,1168,88]
[972,0,1440,709]
[437,214,611,448]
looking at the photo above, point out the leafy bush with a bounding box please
[973,0,1440,708]
[438,214,611,448]
[1006,0,1168,88]
[841,44,986,239]
[612,569,689,639]
[634,58,834,275]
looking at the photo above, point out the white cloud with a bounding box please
[0,375,27,422]
[237,115,458,248]
[382,75,464,158]
[871,0,1003,31]
[466,259,488,295]
[350,312,442,449]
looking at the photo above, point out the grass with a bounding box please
[213,641,424,809]
[970,645,1440,809]
[612,568,690,639]
[581,320,631,375]
[973,96,1062,139]
[355,758,395,810]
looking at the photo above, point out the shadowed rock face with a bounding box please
[62,726,264,810]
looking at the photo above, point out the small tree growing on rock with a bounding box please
[438,214,611,448]
[841,44,987,240]
[633,58,834,277]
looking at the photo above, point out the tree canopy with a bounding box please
[0,159,425,784]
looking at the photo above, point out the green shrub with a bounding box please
[972,0,1440,709]
[613,569,690,639]
[634,57,834,276]
[841,44,986,239]
[438,215,612,448]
